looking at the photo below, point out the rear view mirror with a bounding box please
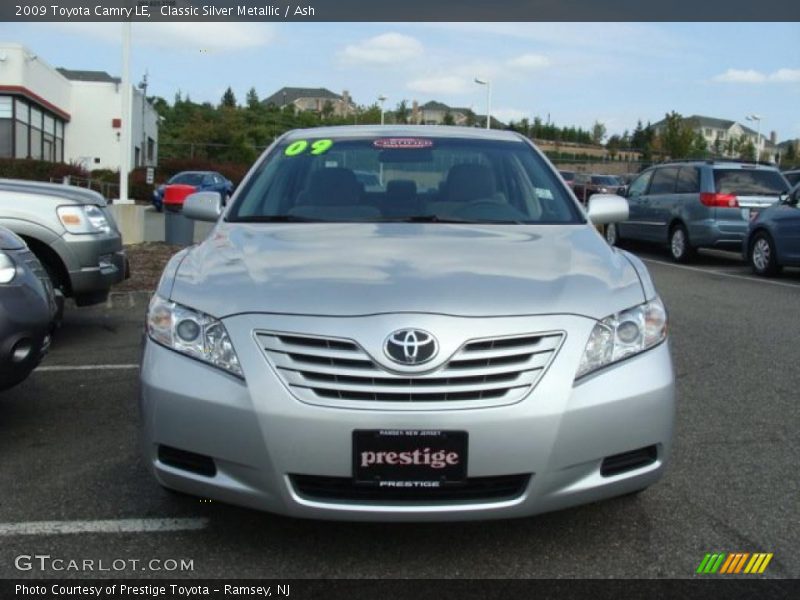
[587,194,629,225]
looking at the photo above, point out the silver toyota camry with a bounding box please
[140,126,674,521]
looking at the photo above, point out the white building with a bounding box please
[0,43,158,171]
[651,114,776,160]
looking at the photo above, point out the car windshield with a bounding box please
[228,136,582,224]
[559,170,575,180]
[591,176,619,185]
[713,169,789,196]
[170,173,205,186]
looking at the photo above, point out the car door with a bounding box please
[774,187,800,263]
[645,167,679,242]
[619,170,653,241]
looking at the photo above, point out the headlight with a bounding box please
[57,205,111,234]
[0,251,16,283]
[576,296,667,379]
[147,295,244,378]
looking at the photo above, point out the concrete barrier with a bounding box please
[108,204,214,245]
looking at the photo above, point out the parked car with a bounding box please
[607,160,790,262]
[745,183,800,276]
[573,174,624,203]
[152,172,234,212]
[782,169,800,187]
[558,170,576,189]
[0,179,129,307]
[0,226,56,391]
[140,125,674,521]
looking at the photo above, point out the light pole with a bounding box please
[746,114,762,163]
[378,95,387,126]
[475,78,491,129]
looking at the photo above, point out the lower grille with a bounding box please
[600,445,658,477]
[290,474,531,503]
[158,445,216,477]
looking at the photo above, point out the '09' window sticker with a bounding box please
[284,139,334,157]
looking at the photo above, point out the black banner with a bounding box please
[4,0,800,22]
[3,579,800,600]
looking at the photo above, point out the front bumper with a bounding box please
[140,313,675,521]
[52,232,128,303]
[0,279,52,391]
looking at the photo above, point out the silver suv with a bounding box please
[607,160,789,262]
[140,126,674,521]
[0,179,128,307]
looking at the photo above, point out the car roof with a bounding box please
[655,159,779,171]
[282,125,524,142]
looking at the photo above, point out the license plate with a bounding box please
[353,430,468,487]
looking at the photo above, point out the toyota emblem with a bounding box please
[383,329,438,365]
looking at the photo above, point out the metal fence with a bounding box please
[51,175,120,201]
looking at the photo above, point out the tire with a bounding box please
[669,224,695,263]
[749,232,781,277]
[605,223,620,247]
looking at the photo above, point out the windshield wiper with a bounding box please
[383,215,525,224]
[231,215,327,223]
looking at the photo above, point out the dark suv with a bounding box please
[607,160,790,262]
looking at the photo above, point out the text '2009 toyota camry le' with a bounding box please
[140,126,674,521]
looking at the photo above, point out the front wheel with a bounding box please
[749,232,781,277]
[669,224,695,263]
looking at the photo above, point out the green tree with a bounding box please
[659,111,695,159]
[321,100,335,120]
[690,131,709,158]
[591,121,607,145]
[395,100,410,124]
[245,87,260,109]
[606,134,621,158]
[442,110,455,126]
[220,87,237,108]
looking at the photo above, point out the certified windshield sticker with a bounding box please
[284,139,334,157]
[373,138,434,149]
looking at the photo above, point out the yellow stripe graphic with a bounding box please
[758,553,773,574]
[734,553,750,573]
[744,554,760,574]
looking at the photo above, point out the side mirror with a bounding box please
[183,191,222,222]
[587,194,629,225]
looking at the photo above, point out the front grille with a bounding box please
[257,331,563,407]
[158,445,217,477]
[291,474,531,503]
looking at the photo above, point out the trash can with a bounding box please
[163,184,196,246]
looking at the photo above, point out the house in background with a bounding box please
[263,87,356,117]
[0,43,159,171]
[410,100,504,128]
[651,114,778,160]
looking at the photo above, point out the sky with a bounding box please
[2,21,799,141]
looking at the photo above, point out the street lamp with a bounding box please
[474,78,491,129]
[378,95,387,126]
[746,114,763,163]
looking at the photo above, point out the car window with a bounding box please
[784,172,800,186]
[591,176,619,185]
[714,169,789,195]
[228,137,584,224]
[649,168,678,194]
[170,173,204,186]
[628,171,652,197]
[675,167,700,194]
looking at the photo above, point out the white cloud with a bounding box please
[47,22,275,52]
[407,76,472,95]
[339,33,423,66]
[712,67,800,84]
[507,54,551,70]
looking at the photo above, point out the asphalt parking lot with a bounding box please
[1,244,798,579]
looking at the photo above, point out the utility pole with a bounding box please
[138,71,148,166]
[119,21,132,203]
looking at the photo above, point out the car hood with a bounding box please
[170,223,645,319]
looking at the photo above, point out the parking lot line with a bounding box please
[641,258,800,289]
[35,364,140,372]
[0,518,208,537]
